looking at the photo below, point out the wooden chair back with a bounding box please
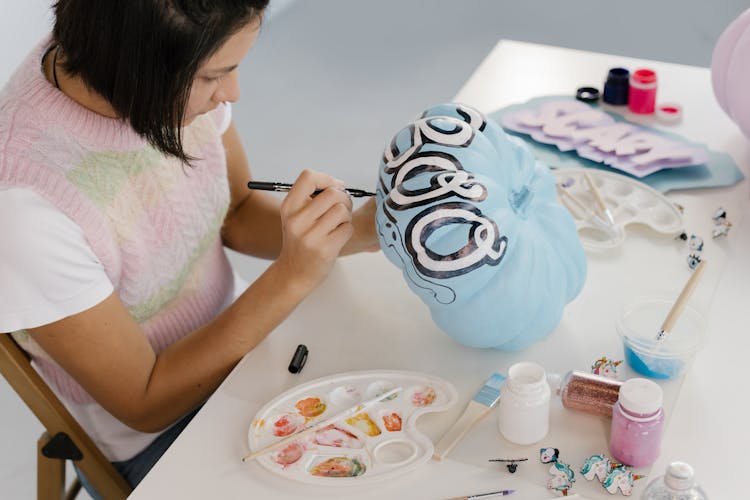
[0,334,132,499]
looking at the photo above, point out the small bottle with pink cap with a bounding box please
[609,377,665,467]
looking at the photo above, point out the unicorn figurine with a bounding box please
[591,357,622,379]
[581,454,621,482]
[547,461,576,496]
[603,467,645,496]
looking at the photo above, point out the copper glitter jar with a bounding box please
[553,371,623,418]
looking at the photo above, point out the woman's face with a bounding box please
[184,20,261,125]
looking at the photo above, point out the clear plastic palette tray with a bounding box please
[247,370,457,485]
[553,167,684,250]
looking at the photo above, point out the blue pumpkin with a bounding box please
[376,103,586,350]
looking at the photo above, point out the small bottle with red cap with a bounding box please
[628,68,658,114]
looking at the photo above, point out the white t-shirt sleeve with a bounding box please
[0,187,114,332]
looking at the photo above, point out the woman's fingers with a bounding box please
[280,169,353,241]
[275,169,357,290]
[304,186,353,221]
[282,169,344,213]
[306,201,353,243]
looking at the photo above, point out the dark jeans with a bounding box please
[74,407,200,499]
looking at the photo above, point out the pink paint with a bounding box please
[628,68,658,114]
[314,425,362,448]
[272,413,304,437]
[609,378,664,467]
[411,386,436,407]
[273,442,305,467]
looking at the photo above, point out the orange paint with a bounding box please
[309,457,366,477]
[382,412,402,431]
[295,397,327,417]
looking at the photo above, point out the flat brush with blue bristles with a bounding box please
[433,372,506,460]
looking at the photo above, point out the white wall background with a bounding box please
[0,0,52,86]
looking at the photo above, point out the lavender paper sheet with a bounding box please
[491,96,744,193]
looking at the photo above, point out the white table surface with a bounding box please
[130,40,749,500]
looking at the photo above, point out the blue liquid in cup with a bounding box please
[623,345,683,379]
[618,298,704,380]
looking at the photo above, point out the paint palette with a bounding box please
[248,370,457,485]
[553,167,684,250]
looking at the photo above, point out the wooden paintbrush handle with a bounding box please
[661,260,707,334]
[432,401,488,461]
[583,171,607,213]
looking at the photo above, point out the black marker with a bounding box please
[247,180,375,198]
[288,344,308,374]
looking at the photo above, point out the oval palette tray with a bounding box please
[247,370,458,485]
[553,167,684,250]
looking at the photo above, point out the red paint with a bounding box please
[628,68,657,114]
[632,69,656,85]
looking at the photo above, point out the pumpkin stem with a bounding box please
[509,185,534,218]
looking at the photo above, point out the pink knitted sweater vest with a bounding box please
[0,39,235,405]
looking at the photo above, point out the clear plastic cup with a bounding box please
[616,298,707,379]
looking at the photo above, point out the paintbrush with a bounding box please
[247,180,375,198]
[582,171,615,226]
[557,185,611,231]
[242,386,402,462]
[432,373,506,461]
[656,260,707,342]
[446,489,515,500]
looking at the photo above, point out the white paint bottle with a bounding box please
[497,361,551,445]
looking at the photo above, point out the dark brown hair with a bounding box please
[53,0,269,163]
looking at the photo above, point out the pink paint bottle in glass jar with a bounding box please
[609,378,664,467]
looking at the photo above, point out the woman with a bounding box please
[0,0,378,495]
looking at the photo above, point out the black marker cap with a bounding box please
[288,344,308,374]
[576,86,600,103]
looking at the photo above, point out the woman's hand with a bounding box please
[273,169,354,293]
[341,196,381,255]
